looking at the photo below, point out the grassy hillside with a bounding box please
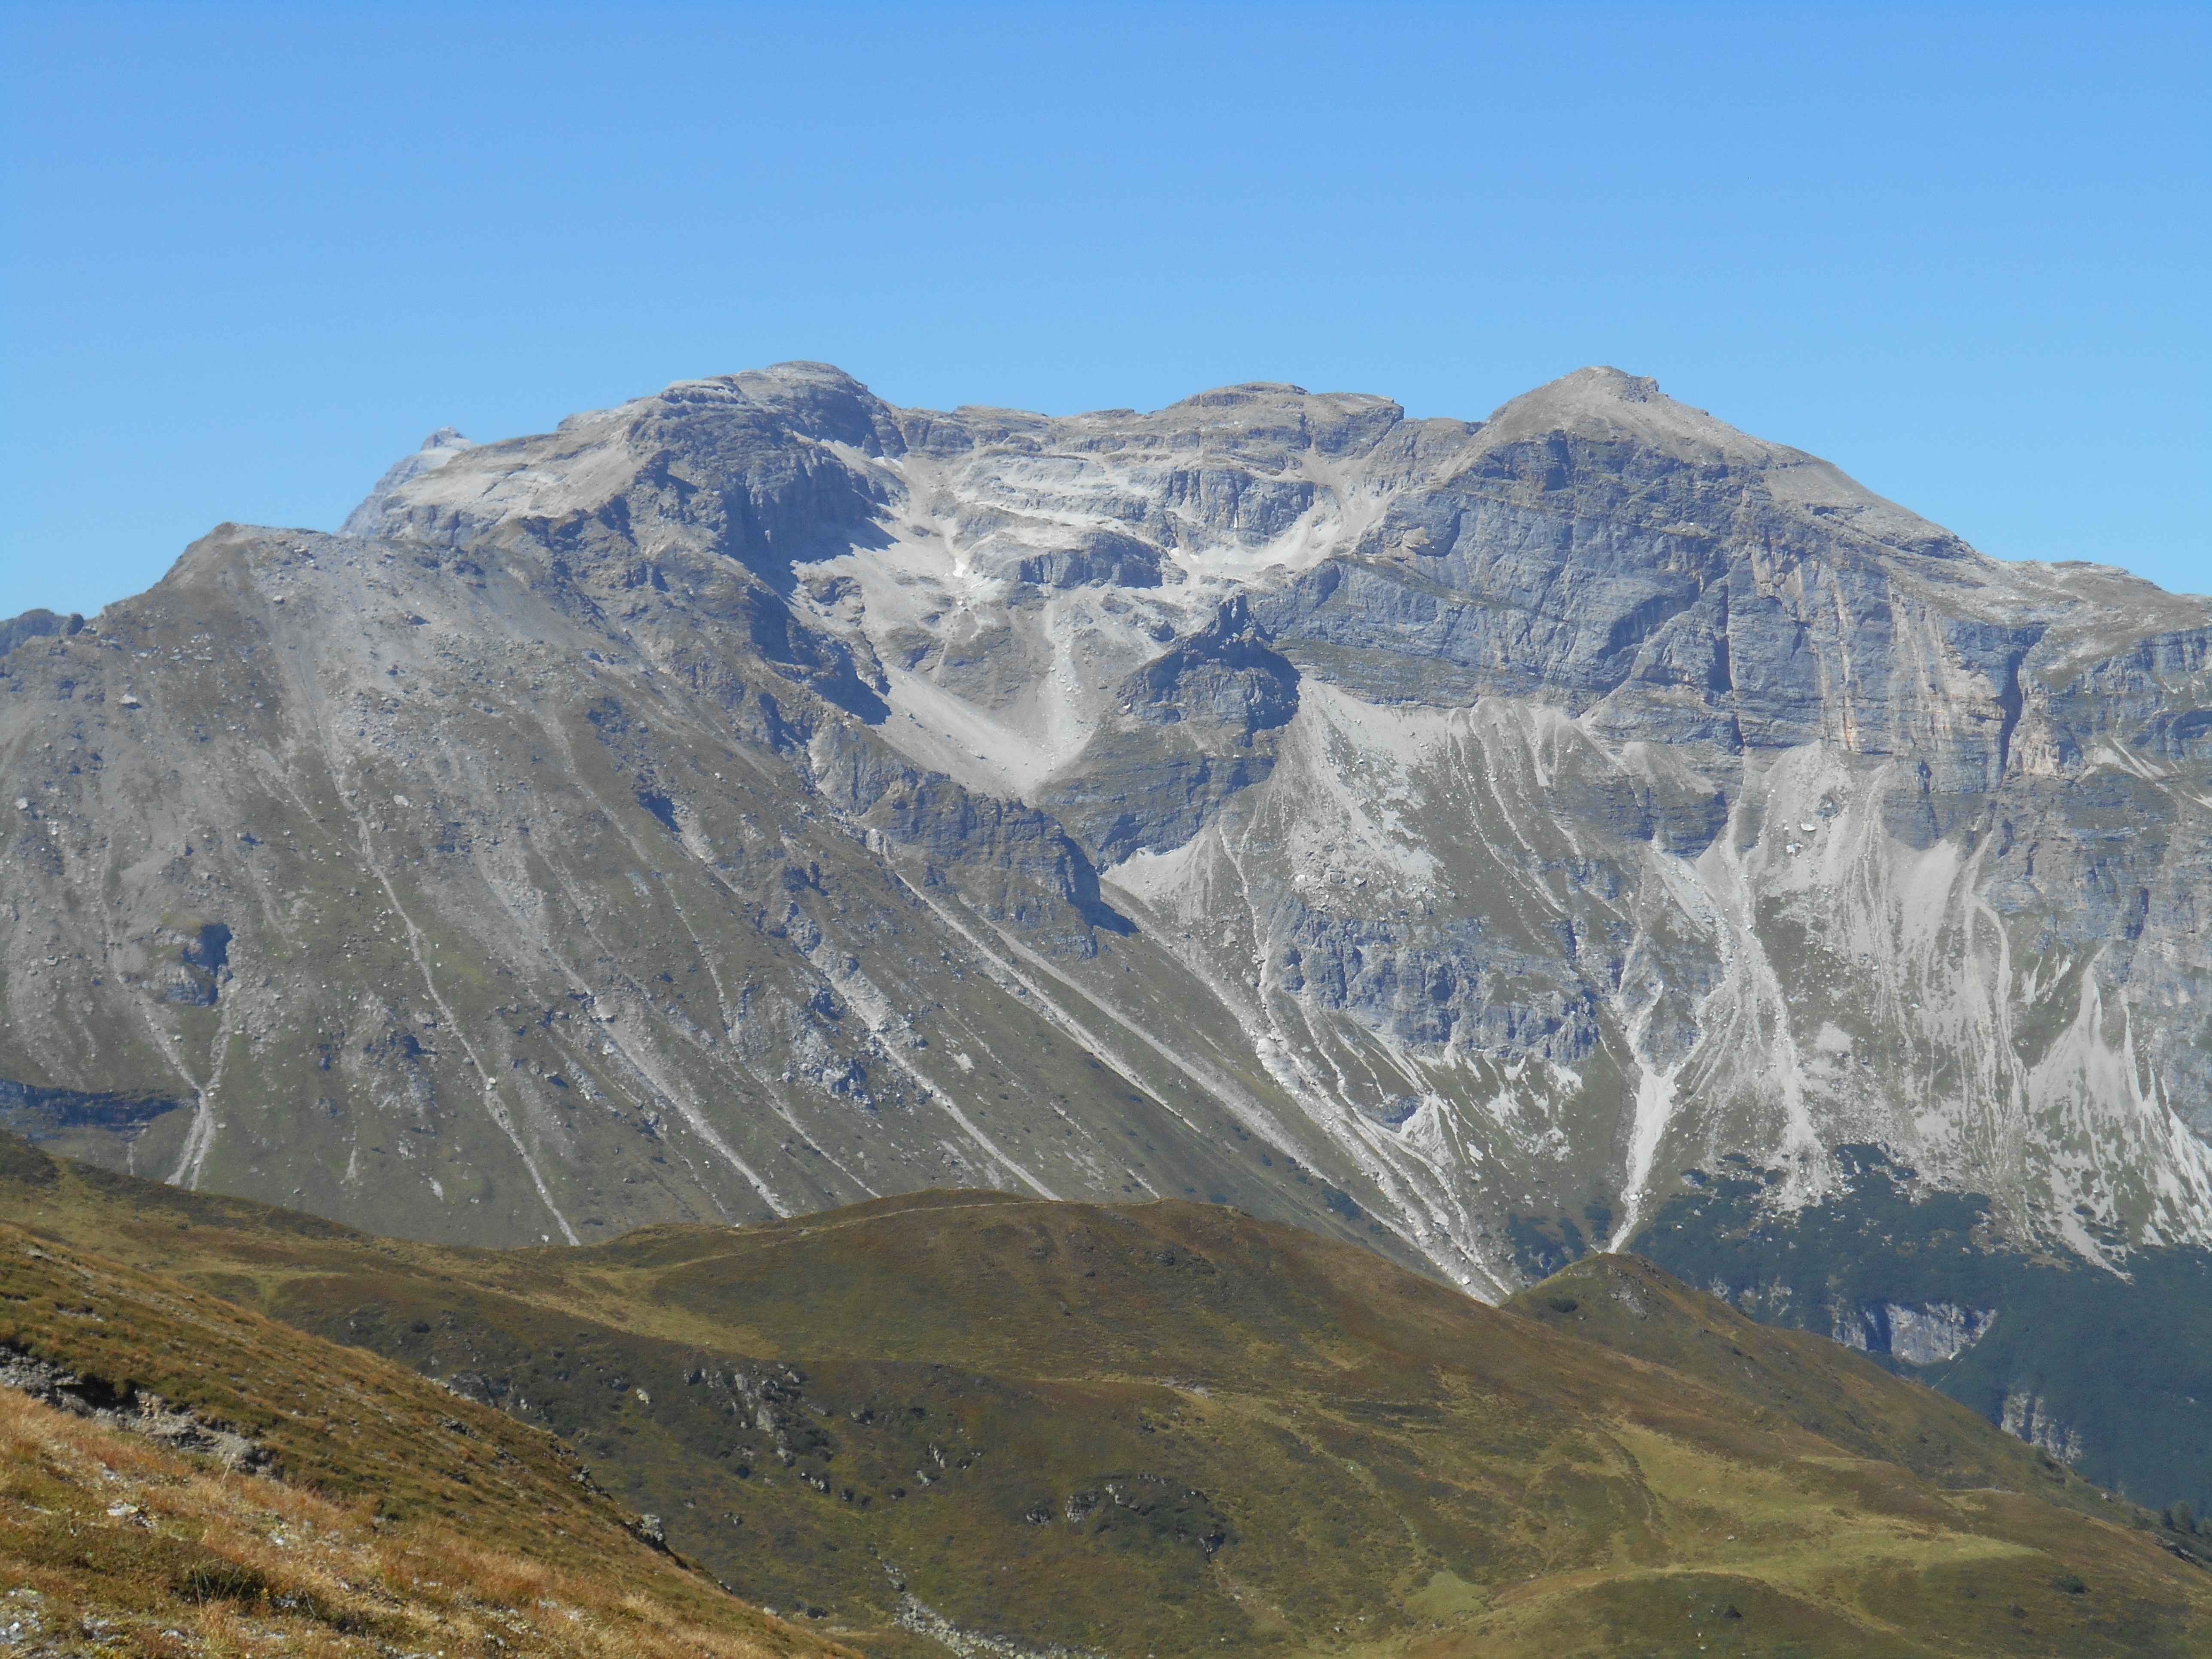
[0,1382,849,1659]
[1504,1252,2115,1510]
[3,1136,2210,1656]
[0,1190,847,1657]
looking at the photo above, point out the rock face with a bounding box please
[340,428,474,536]
[0,1344,269,1472]
[2,361,2209,1298]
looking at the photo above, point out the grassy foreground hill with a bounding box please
[2,1134,2209,1657]
[0,1162,848,1656]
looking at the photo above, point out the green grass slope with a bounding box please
[3,1136,2209,1658]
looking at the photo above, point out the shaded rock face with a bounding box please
[2002,1390,2086,1465]
[154,922,231,1006]
[1831,1300,1997,1366]
[1,360,2209,1298]
[0,1345,269,1472]
[0,610,84,658]
[1042,598,1301,864]
[0,1079,191,1162]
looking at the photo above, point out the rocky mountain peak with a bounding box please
[4,364,2210,1338]
[1480,363,1777,460]
[340,424,475,538]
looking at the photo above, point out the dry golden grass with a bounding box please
[0,1384,848,1659]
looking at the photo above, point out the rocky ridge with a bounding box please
[3,363,2209,1316]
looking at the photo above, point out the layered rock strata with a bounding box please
[3,362,2208,1300]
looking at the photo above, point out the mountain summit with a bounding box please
[2,364,2209,1492]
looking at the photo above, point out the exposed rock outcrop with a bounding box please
[0,1342,268,1472]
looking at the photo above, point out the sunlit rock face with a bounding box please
[4,360,2210,1298]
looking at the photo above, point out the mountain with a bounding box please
[2,362,2209,1500]
[5,1133,2209,1658]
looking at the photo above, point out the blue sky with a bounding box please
[3,3,2206,616]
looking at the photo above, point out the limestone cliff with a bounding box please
[3,363,2209,1307]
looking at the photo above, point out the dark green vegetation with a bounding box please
[5,1136,2211,1657]
[1630,1149,2212,1516]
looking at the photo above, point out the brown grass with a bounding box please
[0,1383,843,1659]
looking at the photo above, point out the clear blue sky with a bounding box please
[3,3,2206,617]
